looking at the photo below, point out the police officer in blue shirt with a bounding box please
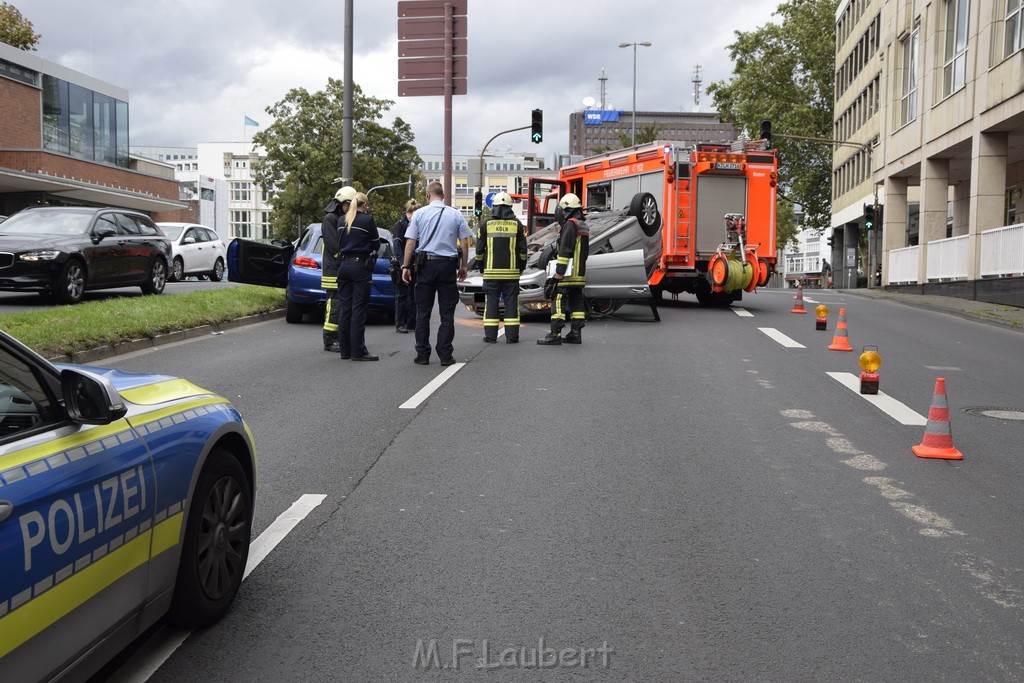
[337,192,381,361]
[400,181,473,366]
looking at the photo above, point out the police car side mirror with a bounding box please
[60,368,128,425]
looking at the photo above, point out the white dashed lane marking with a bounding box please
[757,327,806,348]
[733,307,754,317]
[826,372,927,425]
[401,363,466,409]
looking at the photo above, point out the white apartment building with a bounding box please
[418,152,547,222]
[196,142,274,241]
[833,0,1024,306]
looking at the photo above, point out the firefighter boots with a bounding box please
[537,333,562,346]
[564,331,581,344]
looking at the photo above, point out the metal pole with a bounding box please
[631,43,637,147]
[443,2,453,206]
[342,0,353,185]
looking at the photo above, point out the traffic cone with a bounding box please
[827,308,853,351]
[790,284,807,313]
[912,378,963,460]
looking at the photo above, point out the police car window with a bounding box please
[0,350,57,439]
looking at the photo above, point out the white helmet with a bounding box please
[335,186,357,202]
[492,191,513,206]
[558,193,582,209]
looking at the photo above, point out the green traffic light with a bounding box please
[532,132,542,143]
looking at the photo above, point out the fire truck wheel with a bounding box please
[628,192,662,236]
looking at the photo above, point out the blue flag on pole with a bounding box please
[244,116,259,127]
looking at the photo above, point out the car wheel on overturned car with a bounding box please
[168,448,252,627]
[629,192,662,236]
[54,259,86,305]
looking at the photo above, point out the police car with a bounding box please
[0,330,257,681]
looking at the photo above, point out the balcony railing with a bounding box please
[980,223,1024,277]
[886,223,1024,283]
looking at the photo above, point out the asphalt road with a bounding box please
[95,290,1024,681]
[0,279,241,315]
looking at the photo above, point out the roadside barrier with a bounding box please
[912,378,964,460]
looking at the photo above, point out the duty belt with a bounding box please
[425,254,459,262]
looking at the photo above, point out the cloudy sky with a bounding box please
[15,0,782,162]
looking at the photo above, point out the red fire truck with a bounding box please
[526,140,778,305]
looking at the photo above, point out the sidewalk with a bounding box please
[839,288,1024,332]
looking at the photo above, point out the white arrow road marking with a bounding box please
[109,494,327,683]
[401,363,465,409]
[826,372,927,425]
[758,327,806,348]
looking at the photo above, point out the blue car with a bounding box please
[0,330,256,681]
[227,223,397,324]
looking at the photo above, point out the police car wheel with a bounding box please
[169,449,252,627]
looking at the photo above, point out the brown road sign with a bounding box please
[398,78,467,97]
[398,37,467,58]
[398,16,466,40]
[397,0,467,18]
[398,55,468,80]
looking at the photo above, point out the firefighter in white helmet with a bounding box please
[537,192,589,345]
[321,186,358,351]
[476,191,527,343]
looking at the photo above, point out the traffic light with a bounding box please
[531,109,543,144]
[863,203,875,230]
[759,119,772,147]
[826,235,835,248]
[474,190,483,217]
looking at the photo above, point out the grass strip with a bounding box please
[0,286,285,357]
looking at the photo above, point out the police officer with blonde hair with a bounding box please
[476,191,527,343]
[320,186,358,352]
[336,192,381,360]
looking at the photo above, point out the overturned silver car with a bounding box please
[458,207,656,317]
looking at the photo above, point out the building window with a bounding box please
[942,0,969,97]
[231,210,251,239]
[900,24,919,125]
[231,182,251,202]
[1006,0,1024,57]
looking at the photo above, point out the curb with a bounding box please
[49,309,286,364]
[842,289,1024,332]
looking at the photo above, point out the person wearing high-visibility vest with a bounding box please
[538,193,589,346]
[476,192,527,343]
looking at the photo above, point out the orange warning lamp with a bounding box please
[815,304,828,330]
[859,346,881,394]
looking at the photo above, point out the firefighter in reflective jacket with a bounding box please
[476,192,528,343]
[538,193,589,346]
[320,185,358,352]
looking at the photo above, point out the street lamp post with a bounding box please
[618,41,652,147]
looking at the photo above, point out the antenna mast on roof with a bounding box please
[692,64,703,112]
[598,68,608,110]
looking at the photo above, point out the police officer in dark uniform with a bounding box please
[337,192,382,361]
[392,198,420,334]
[476,191,527,343]
[320,186,358,352]
[538,193,589,345]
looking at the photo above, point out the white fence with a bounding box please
[925,234,969,280]
[980,223,1024,277]
[886,223,1024,284]
[888,245,919,284]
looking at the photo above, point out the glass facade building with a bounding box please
[42,74,129,168]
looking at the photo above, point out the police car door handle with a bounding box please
[0,500,12,524]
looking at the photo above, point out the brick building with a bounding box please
[0,42,182,219]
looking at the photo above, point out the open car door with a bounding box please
[227,238,293,288]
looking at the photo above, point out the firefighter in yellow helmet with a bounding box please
[537,192,589,345]
[476,191,527,343]
[321,185,358,351]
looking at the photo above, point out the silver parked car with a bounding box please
[157,222,227,282]
[458,207,656,317]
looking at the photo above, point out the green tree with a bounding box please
[708,0,837,250]
[252,78,421,240]
[0,2,40,50]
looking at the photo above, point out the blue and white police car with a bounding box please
[0,330,256,681]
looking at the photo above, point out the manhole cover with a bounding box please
[963,407,1024,421]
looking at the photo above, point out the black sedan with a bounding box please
[0,207,171,304]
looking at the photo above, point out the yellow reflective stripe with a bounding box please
[487,221,518,235]
[557,257,569,265]
[561,277,585,285]
[151,510,184,556]
[483,318,501,325]
[0,529,152,658]
[127,398,228,430]
[503,318,520,325]
[0,421,128,472]
[482,271,519,280]
[321,276,338,289]
[119,379,212,406]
